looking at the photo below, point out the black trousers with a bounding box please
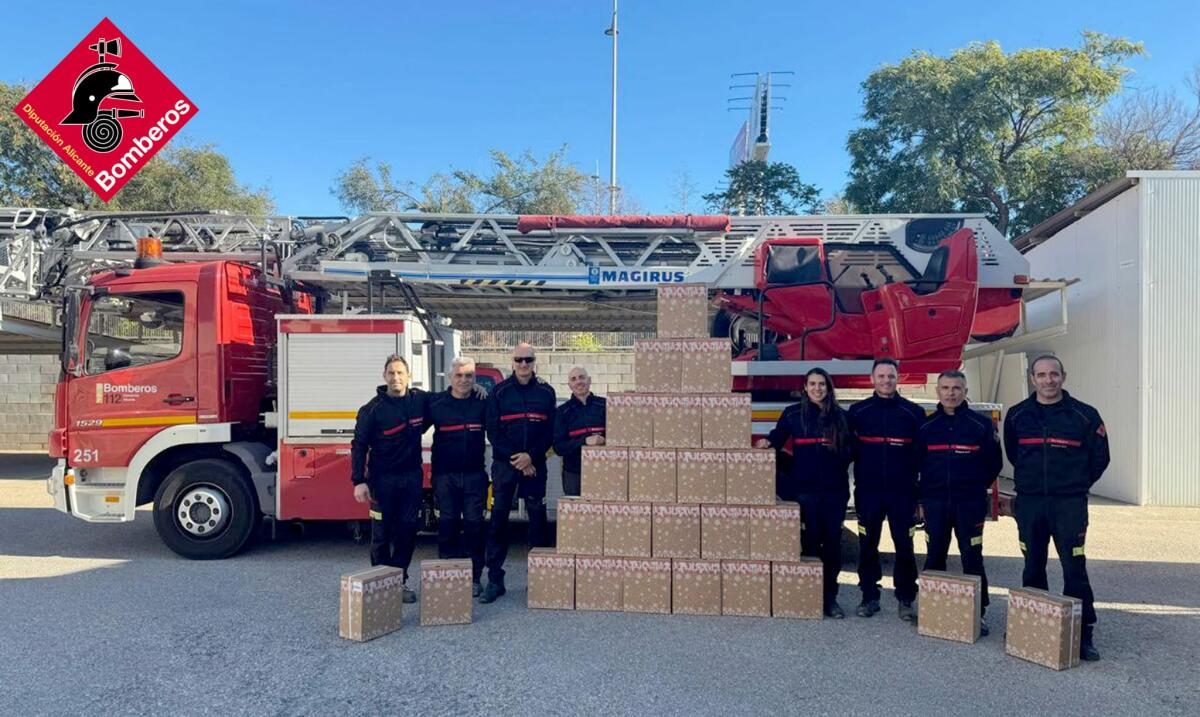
[562,469,581,498]
[855,489,918,604]
[484,459,547,585]
[433,471,487,582]
[1015,493,1096,625]
[798,491,850,606]
[922,495,990,612]
[368,471,423,578]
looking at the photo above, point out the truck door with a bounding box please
[65,286,197,469]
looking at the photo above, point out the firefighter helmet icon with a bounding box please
[60,37,144,153]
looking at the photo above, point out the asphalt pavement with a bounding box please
[2,453,1198,716]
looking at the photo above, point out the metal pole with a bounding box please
[607,0,619,215]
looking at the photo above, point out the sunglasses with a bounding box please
[513,356,536,364]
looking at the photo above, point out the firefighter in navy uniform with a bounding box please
[915,370,1003,635]
[427,356,489,597]
[351,354,429,603]
[758,368,853,619]
[553,366,606,497]
[481,342,557,603]
[847,358,926,622]
[1004,354,1109,661]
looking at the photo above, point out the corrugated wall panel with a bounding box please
[1141,174,1200,506]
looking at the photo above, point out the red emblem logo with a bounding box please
[12,17,197,202]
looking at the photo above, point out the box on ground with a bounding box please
[680,339,731,394]
[556,498,605,555]
[749,502,801,561]
[672,559,722,615]
[701,394,752,449]
[722,560,772,617]
[652,503,701,558]
[1006,588,1083,670]
[771,559,823,619]
[622,558,672,614]
[918,571,982,644]
[606,393,655,447]
[657,283,709,338]
[701,504,750,559]
[576,556,623,611]
[581,446,629,501]
[635,339,681,393]
[528,548,575,610]
[725,449,777,505]
[653,395,703,448]
[628,448,676,503]
[339,565,405,642]
[604,502,652,557]
[419,559,473,626]
[676,449,726,503]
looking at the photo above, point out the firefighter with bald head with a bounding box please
[481,342,557,603]
[350,354,429,603]
[1004,354,1109,661]
[553,366,606,497]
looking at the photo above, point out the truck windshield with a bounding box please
[83,291,185,375]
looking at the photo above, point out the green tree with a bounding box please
[2,81,272,212]
[455,147,588,213]
[845,33,1143,237]
[332,158,476,213]
[703,160,821,215]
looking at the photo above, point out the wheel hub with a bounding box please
[177,486,230,538]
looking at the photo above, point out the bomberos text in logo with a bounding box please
[12,17,197,202]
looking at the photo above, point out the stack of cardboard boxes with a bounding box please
[530,283,822,619]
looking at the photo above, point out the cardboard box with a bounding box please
[419,559,473,627]
[556,498,605,555]
[725,449,777,505]
[575,556,623,611]
[653,394,703,449]
[657,283,709,338]
[606,393,655,447]
[1006,588,1084,670]
[672,559,722,615]
[771,559,823,619]
[604,502,652,557]
[581,446,629,501]
[651,503,701,558]
[721,560,772,617]
[918,571,982,644]
[628,448,677,503]
[634,339,682,393]
[701,394,752,449]
[622,558,672,614]
[676,449,726,503]
[527,548,575,610]
[680,339,731,394]
[749,502,801,561]
[701,504,750,559]
[338,565,405,642]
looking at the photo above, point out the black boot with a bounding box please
[1080,625,1100,661]
[480,581,506,604]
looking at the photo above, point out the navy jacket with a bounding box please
[350,386,429,485]
[766,400,852,495]
[916,404,1002,502]
[485,373,557,466]
[847,393,926,495]
[553,394,606,474]
[1003,391,1110,497]
[428,389,488,475]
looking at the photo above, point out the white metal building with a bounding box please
[995,171,1200,506]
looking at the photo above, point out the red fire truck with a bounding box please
[0,210,1054,558]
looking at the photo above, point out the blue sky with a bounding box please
[7,1,1199,215]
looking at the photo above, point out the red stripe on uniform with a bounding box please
[1019,437,1083,447]
[382,424,406,436]
[569,426,605,437]
[438,423,482,433]
[793,437,832,445]
[927,444,980,452]
[500,412,548,422]
[859,436,912,445]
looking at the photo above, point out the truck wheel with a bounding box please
[153,459,260,560]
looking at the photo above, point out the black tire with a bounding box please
[153,458,260,560]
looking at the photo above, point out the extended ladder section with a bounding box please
[1,209,1028,331]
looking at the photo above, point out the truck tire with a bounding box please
[153,458,260,560]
